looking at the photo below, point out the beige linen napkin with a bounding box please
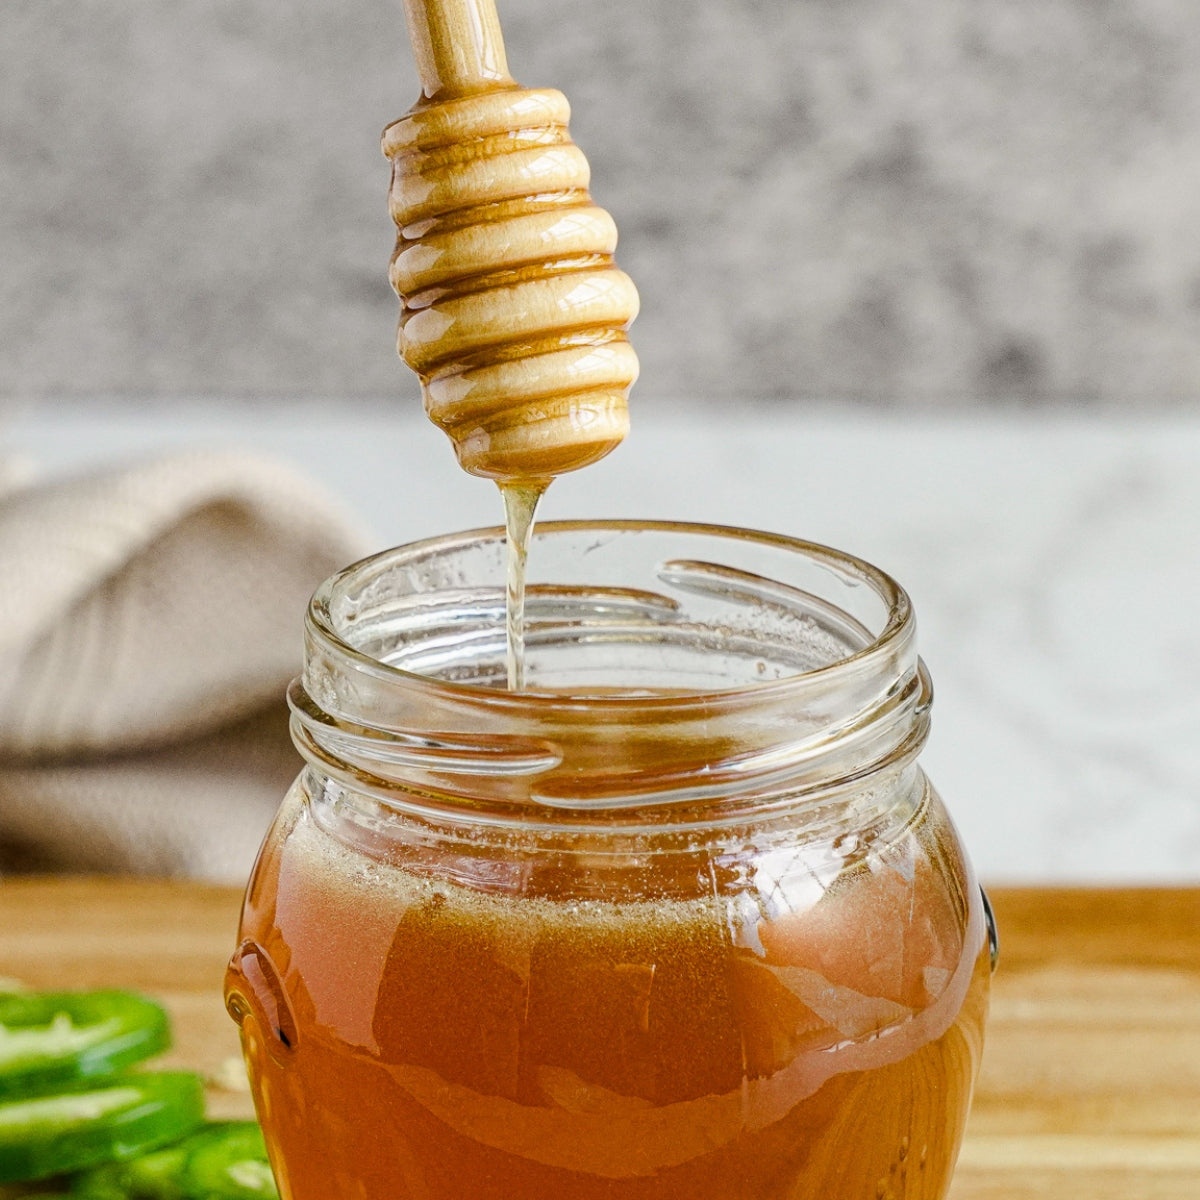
[0,450,372,881]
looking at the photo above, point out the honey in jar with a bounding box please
[226,521,993,1199]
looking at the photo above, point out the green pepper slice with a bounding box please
[68,1132,187,1200]
[0,993,170,1100]
[183,1123,277,1199]
[0,1073,205,1184]
[70,1122,277,1200]
[68,1134,191,1199]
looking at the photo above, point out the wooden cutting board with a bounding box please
[1,879,1197,1198]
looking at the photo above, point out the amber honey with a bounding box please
[227,522,992,1199]
[228,780,989,1200]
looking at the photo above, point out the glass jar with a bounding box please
[225,521,992,1200]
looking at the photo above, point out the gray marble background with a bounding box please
[5,0,1200,408]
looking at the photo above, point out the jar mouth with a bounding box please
[295,521,925,816]
[308,520,912,707]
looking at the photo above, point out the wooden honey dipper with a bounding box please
[384,0,640,483]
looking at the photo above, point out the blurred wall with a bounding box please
[4,0,1200,407]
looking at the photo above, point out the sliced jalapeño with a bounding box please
[183,1122,277,1199]
[0,992,170,1100]
[70,1121,277,1200]
[0,1072,205,1183]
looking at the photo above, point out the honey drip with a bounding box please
[389,0,639,691]
[500,479,546,691]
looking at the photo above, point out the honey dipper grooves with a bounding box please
[383,86,640,482]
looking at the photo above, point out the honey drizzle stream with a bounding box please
[500,479,548,691]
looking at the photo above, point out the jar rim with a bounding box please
[295,520,927,817]
[307,518,913,711]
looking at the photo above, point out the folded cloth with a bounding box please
[0,450,372,880]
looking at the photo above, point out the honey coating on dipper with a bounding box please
[383,83,639,481]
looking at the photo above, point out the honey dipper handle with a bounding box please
[402,0,514,100]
